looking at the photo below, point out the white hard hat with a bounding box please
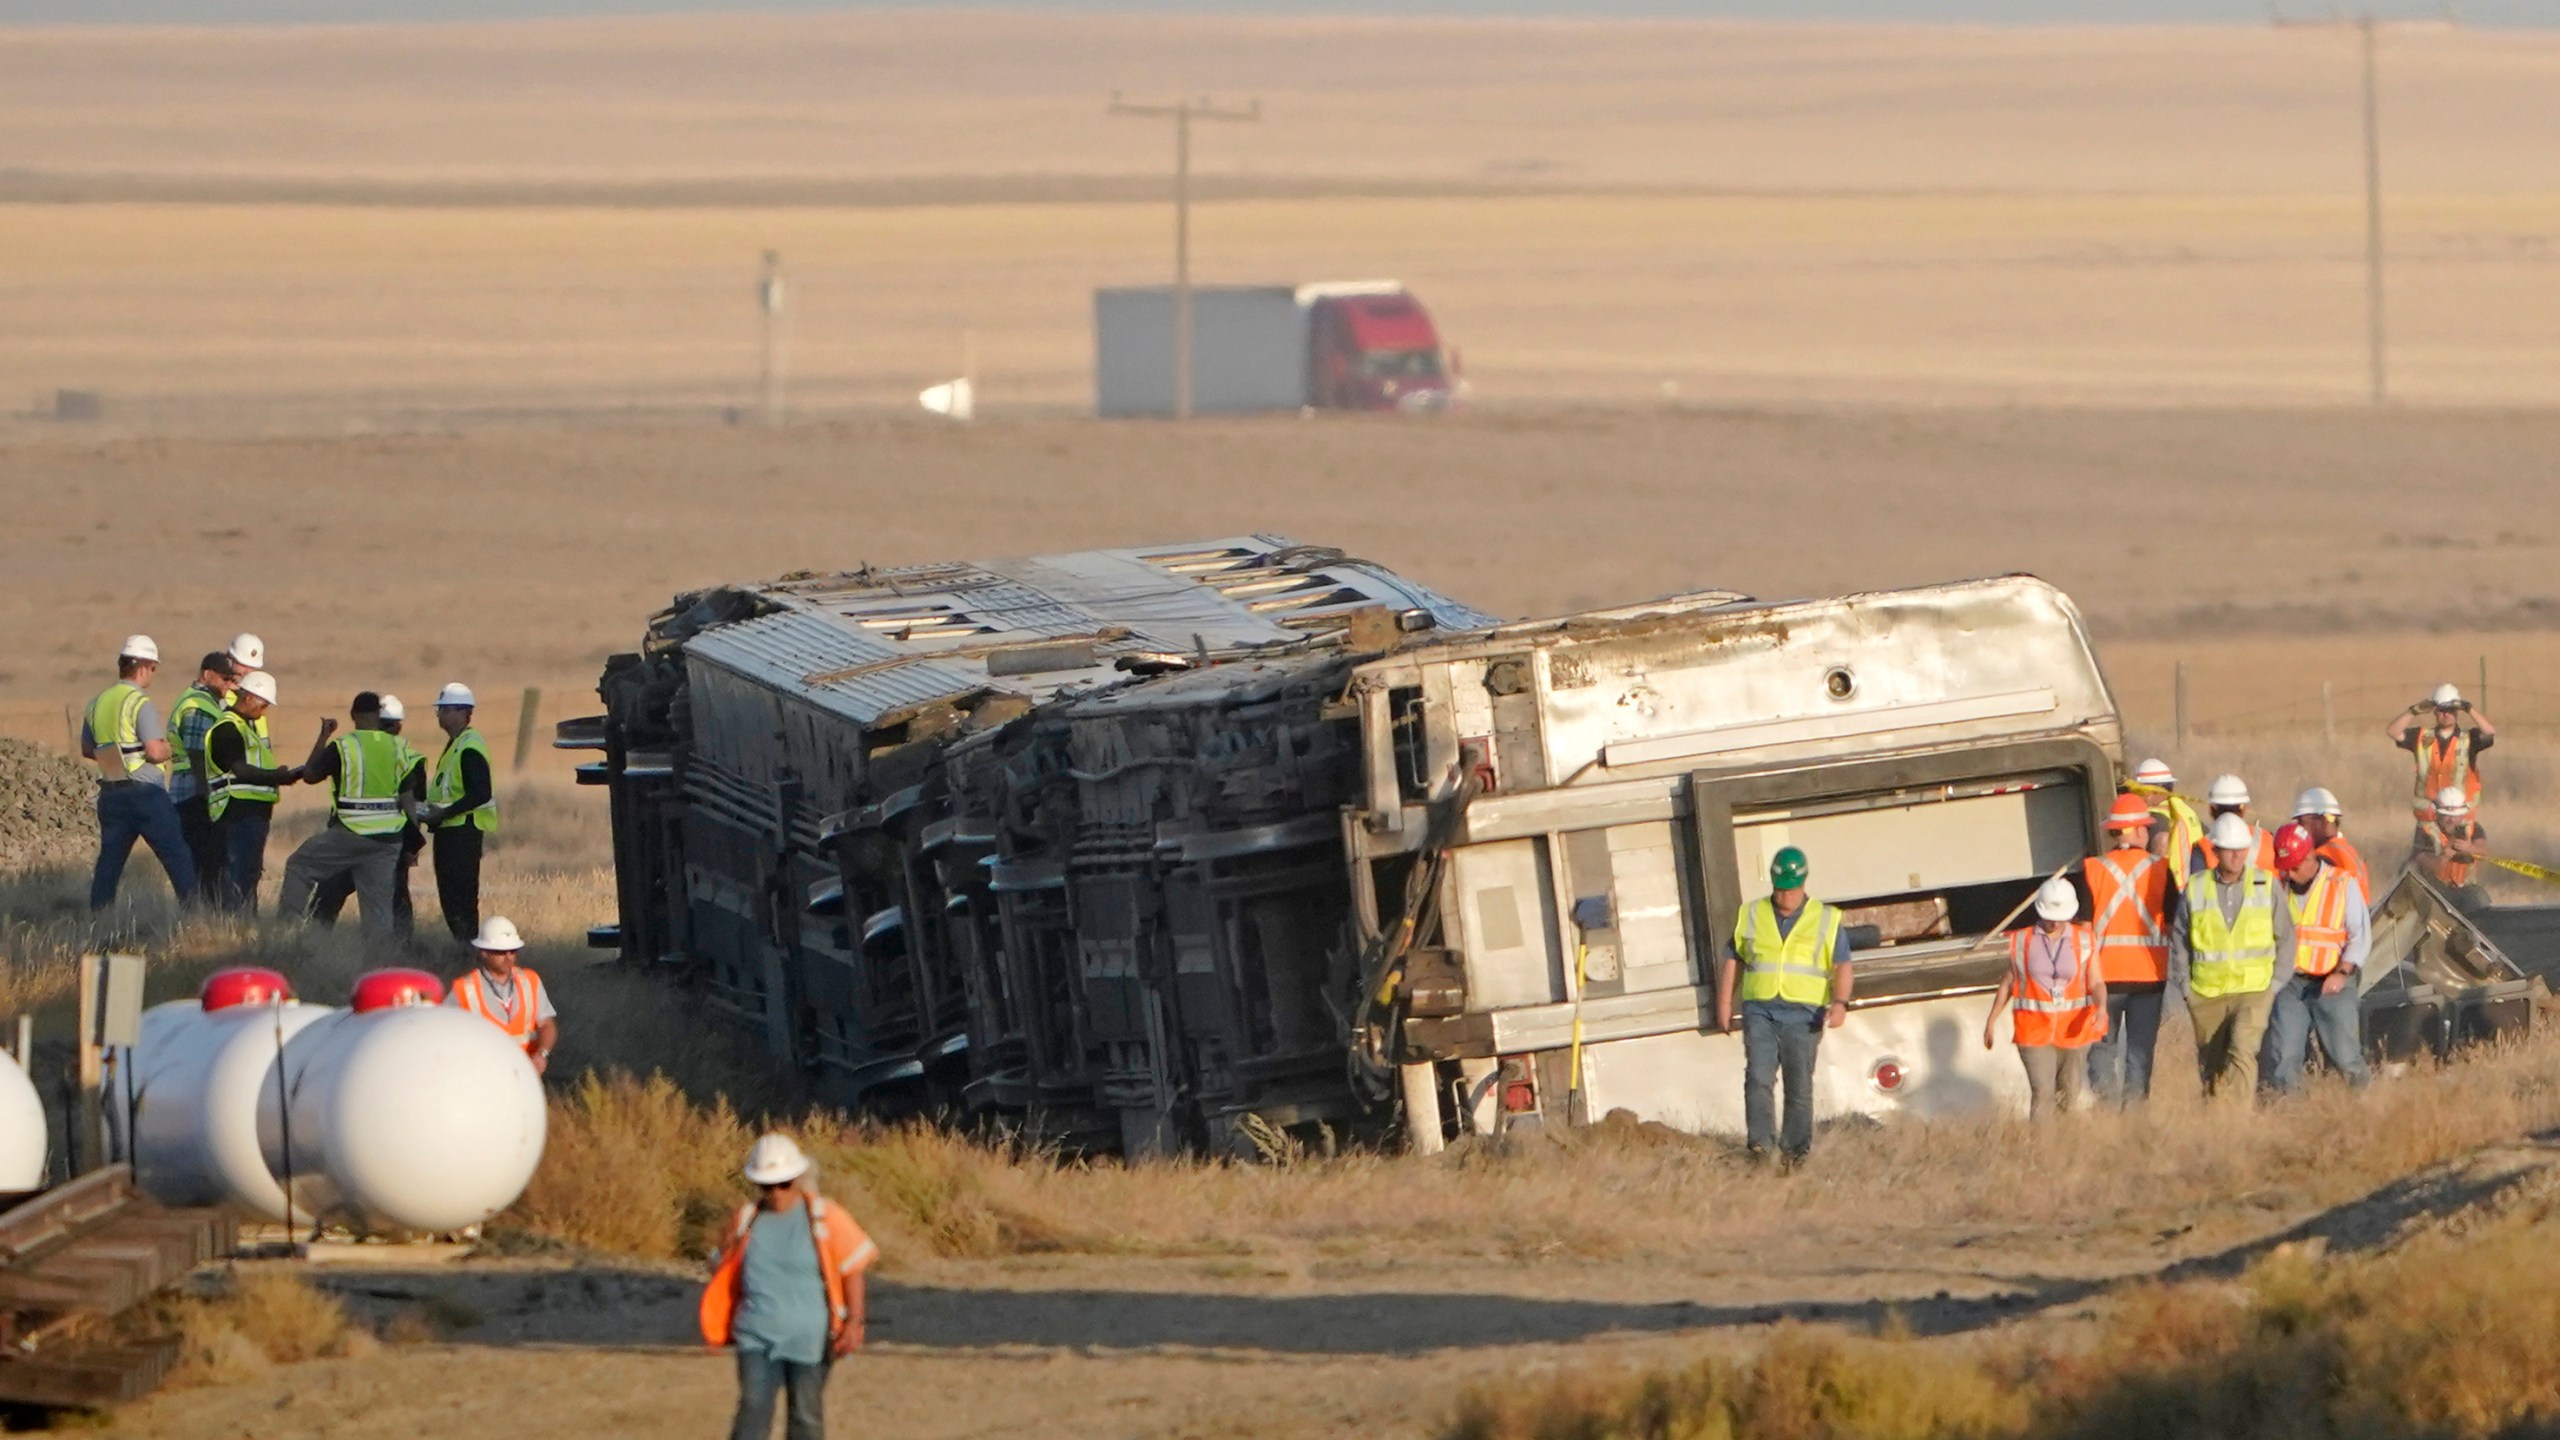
[2432,683,2462,708]
[2131,758,2175,787]
[119,635,159,663]
[743,1133,813,1186]
[237,670,278,706]
[229,632,266,669]
[377,694,405,723]
[471,916,524,952]
[2434,786,2472,816]
[2206,774,2251,808]
[436,682,477,709]
[2210,813,2258,851]
[2293,787,2342,819]
[2033,876,2079,922]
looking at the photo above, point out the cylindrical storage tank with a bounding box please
[261,972,545,1234]
[0,1054,46,1193]
[123,968,335,1222]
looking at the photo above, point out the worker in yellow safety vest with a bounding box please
[2128,758,2209,892]
[1716,846,1853,1166]
[422,682,500,946]
[446,917,558,1074]
[81,635,197,911]
[276,691,425,939]
[2172,812,2295,1098]
[201,670,304,913]
[2263,822,2373,1095]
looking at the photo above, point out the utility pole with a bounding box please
[1108,94,1261,420]
[757,250,788,426]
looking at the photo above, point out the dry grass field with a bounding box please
[7,9,2560,1437]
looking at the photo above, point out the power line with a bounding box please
[1108,94,1262,421]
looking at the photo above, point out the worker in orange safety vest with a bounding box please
[2083,793,2170,1105]
[701,1133,880,1440]
[445,916,558,1075]
[1982,876,2108,1120]
[2388,683,2496,824]
[2189,774,2277,877]
[2417,787,2489,890]
[2128,758,2208,892]
[2261,821,2373,1095]
[2290,787,2370,905]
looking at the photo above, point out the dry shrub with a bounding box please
[505,1069,750,1259]
[1452,1188,2560,1440]
[166,1269,363,1387]
[815,1123,1101,1260]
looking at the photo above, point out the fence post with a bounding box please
[513,687,542,774]
[2174,661,2189,748]
[2322,680,2336,748]
[2479,655,2490,712]
[63,704,76,756]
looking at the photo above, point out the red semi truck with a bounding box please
[1093,280,1458,416]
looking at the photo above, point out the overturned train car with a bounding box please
[574,538,2142,1153]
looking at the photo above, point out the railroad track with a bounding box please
[0,1165,233,1410]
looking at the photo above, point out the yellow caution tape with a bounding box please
[2488,857,2560,885]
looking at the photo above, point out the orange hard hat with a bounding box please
[2106,792,2155,831]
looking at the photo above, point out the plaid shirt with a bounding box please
[167,685,225,802]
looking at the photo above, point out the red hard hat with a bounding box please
[201,967,292,1012]
[2272,821,2318,872]
[350,968,447,1014]
[2106,792,2155,831]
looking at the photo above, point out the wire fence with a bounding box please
[2146,666,2560,745]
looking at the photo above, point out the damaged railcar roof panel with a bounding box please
[681,535,1493,728]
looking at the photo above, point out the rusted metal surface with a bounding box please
[0,1165,233,1411]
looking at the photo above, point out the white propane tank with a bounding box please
[0,1046,45,1192]
[260,969,546,1234]
[123,969,334,1222]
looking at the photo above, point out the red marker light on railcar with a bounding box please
[1871,1058,1907,1094]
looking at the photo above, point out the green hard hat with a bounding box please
[1770,846,1809,889]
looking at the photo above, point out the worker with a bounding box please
[202,670,302,912]
[277,691,425,938]
[447,917,558,1074]
[2173,813,2295,1098]
[1716,846,1853,1167]
[2127,758,2208,890]
[2083,793,2171,1105]
[1982,876,2105,1119]
[82,635,197,911]
[700,1134,878,1440]
[2389,683,2496,824]
[2191,774,2276,875]
[311,695,428,935]
[2417,787,2488,890]
[165,651,242,904]
[422,682,498,946]
[2262,821,2373,1095]
[2291,787,2371,903]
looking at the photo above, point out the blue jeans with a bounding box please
[90,783,196,911]
[2087,984,2165,1105]
[2264,972,2372,1094]
[216,803,273,913]
[731,1349,829,1440]
[1741,1000,1823,1157]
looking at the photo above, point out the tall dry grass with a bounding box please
[1448,1167,2560,1440]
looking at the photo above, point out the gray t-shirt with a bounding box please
[82,697,167,790]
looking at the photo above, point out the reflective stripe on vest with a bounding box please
[2085,849,2169,983]
[2185,867,2280,1000]
[2316,838,2371,906]
[2287,864,2352,977]
[2413,729,2479,808]
[2151,795,2208,890]
[2008,924,2105,1048]
[86,683,151,780]
[453,967,546,1050]
[204,711,280,822]
[1735,897,1840,1007]
[167,686,226,777]
[2421,820,2481,887]
[332,730,409,836]
[430,728,498,833]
